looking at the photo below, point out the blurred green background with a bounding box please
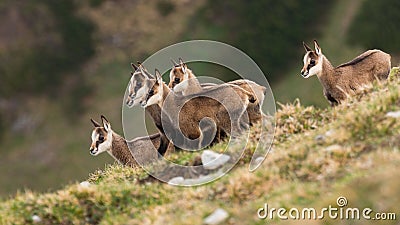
[0,0,399,197]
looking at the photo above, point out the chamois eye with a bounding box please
[149,89,154,96]
[174,77,180,82]
[99,136,104,141]
[310,59,316,65]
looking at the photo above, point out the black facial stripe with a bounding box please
[307,64,314,71]
[144,91,151,103]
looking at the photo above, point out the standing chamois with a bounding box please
[89,116,172,167]
[169,58,266,125]
[140,69,256,150]
[301,40,391,106]
[126,62,171,156]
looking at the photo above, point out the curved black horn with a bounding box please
[90,118,101,127]
[131,62,138,71]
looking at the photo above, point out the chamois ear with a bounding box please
[155,69,163,84]
[100,115,111,132]
[179,57,185,67]
[179,58,187,74]
[303,41,312,52]
[131,62,138,71]
[146,70,155,79]
[171,58,178,67]
[139,66,147,78]
[90,118,101,127]
[314,40,322,55]
[137,62,155,79]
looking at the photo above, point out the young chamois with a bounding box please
[126,62,171,156]
[126,62,224,148]
[301,40,391,106]
[140,69,256,150]
[89,116,171,167]
[169,58,266,125]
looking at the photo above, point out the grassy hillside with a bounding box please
[0,0,207,196]
[1,0,399,200]
[1,69,399,224]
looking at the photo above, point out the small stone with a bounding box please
[80,181,91,188]
[386,111,400,118]
[314,134,325,144]
[203,208,229,225]
[201,150,230,170]
[324,144,342,152]
[32,215,42,223]
[168,176,184,185]
[325,129,335,137]
[254,157,264,165]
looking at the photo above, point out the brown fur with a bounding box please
[143,73,255,149]
[90,120,173,167]
[302,41,391,106]
[168,62,266,125]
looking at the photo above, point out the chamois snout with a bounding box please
[301,69,309,77]
[126,98,134,107]
[249,95,256,103]
[89,148,98,156]
[140,100,147,108]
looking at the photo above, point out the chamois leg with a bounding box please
[198,117,217,148]
[157,134,170,158]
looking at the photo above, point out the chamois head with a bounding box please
[126,62,155,107]
[89,116,113,156]
[140,69,165,108]
[169,58,190,89]
[301,40,323,78]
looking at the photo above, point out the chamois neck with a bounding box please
[186,69,196,79]
[110,132,136,166]
[317,55,336,88]
[159,82,171,107]
[187,79,202,94]
[320,55,334,75]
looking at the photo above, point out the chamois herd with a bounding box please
[89,40,392,167]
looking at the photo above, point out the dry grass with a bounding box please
[1,70,399,224]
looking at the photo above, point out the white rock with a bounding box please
[201,150,230,170]
[324,144,342,152]
[314,134,325,143]
[325,129,335,137]
[386,111,400,118]
[80,181,91,188]
[204,208,229,225]
[254,157,264,165]
[32,215,42,223]
[168,176,184,185]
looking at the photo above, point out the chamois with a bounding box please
[169,58,266,125]
[301,40,391,106]
[126,62,223,147]
[89,116,172,167]
[126,62,171,156]
[140,69,256,150]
